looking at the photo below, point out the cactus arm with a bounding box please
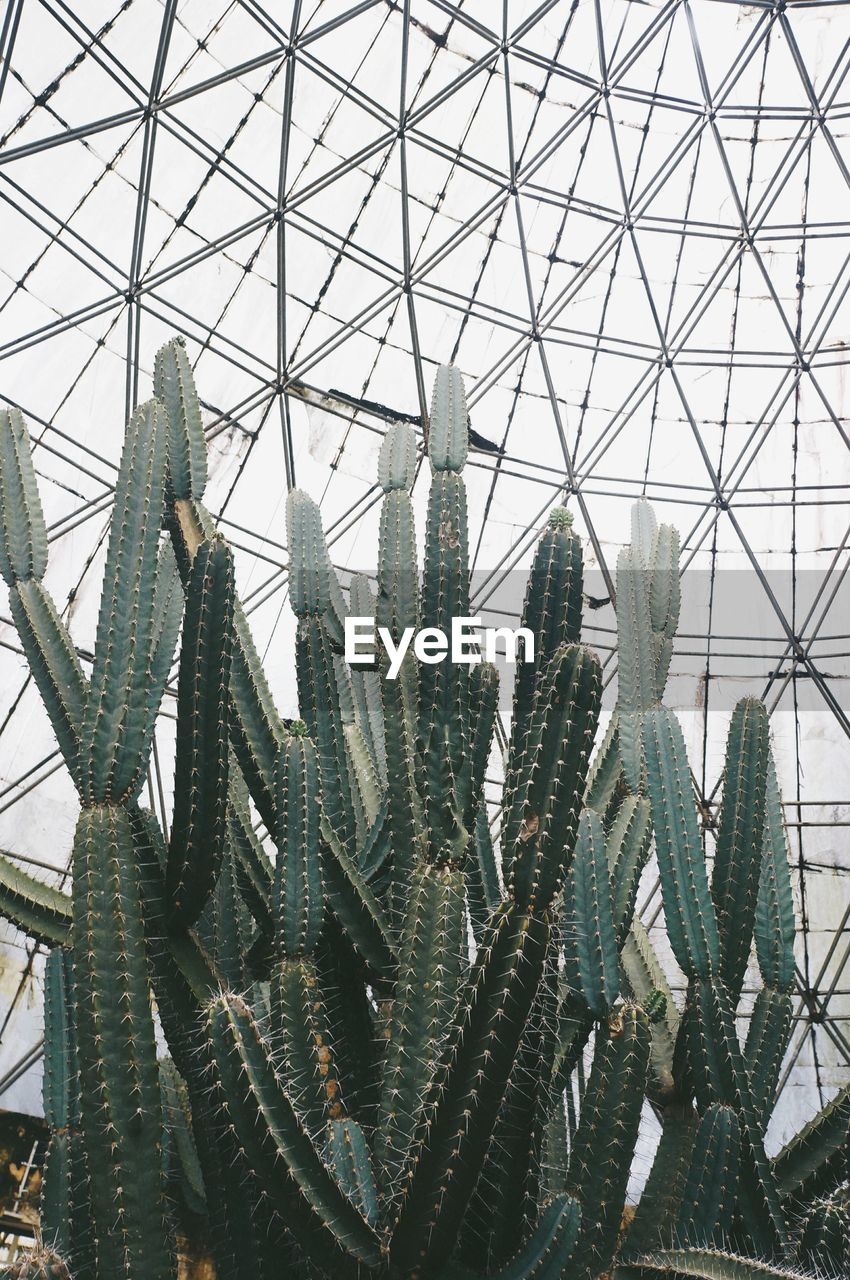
[468,660,499,816]
[462,955,560,1268]
[377,488,419,642]
[585,712,623,815]
[171,497,284,832]
[681,979,788,1255]
[503,644,602,913]
[80,400,168,804]
[754,755,795,994]
[320,815,397,977]
[268,729,340,1132]
[615,1248,813,1280]
[315,918,381,1124]
[227,597,286,831]
[620,918,679,1102]
[551,989,594,1091]
[465,663,499,936]
[297,614,358,851]
[153,337,208,501]
[770,1082,850,1204]
[443,1195,582,1280]
[608,794,653,945]
[492,1193,581,1280]
[428,363,469,472]
[642,707,720,980]
[711,698,769,1003]
[649,523,681,642]
[227,775,274,934]
[630,498,659,566]
[419,382,470,819]
[675,1104,741,1247]
[197,840,253,991]
[272,957,342,1131]
[159,1056,207,1218]
[625,1106,698,1257]
[327,1118,380,1228]
[378,420,418,491]
[798,1184,850,1275]
[8,581,87,777]
[375,473,421,900]
[376,863,466,1197]
[166,538,234,927]
[0,852,71,946]
[141,543,183,758]
[273,731,324,958]
[205,991,383,1272]
[0,407,48,586]
[41,948,93,1271]
[419,468,471,861]
[133,807,278,1280]
[562,808,620,1018]
[566,1004,651,1279]
[72,803,173,1279]
[512,509,584,752]
[344,720,382,833]
[287,489,336,619]
[744,988,792,1132]
[0,409,89,780]
[616,546,657,790]
[468,802,501,943]
[358,797,392,883]
[389,905,550,1274]
[348,573,387,785]
[42,949,73,1131]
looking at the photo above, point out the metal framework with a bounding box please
[0,0,847,1148]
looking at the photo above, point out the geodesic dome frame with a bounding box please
[0,0,847,1191]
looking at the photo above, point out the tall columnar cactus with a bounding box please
[0,356,840,1280]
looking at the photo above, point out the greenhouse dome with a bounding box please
[0,0,847,1272]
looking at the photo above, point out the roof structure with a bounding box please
[0,0,847,1192]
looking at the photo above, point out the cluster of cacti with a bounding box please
[0,349,847,1280]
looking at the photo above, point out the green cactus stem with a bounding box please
[377,862,466,1199]
[389,905,550,1274]
[675,1104,741,1246]
[153,337,208,502]
[616,1247,814,1280]
[0,855,71,948]
[0,406,48,585]
[205,991,382,1274]
[166,537,234,927]
[711,698,769,1003]
[562,808,620,1019]
[428,363,469,473]
[642,707,720,981]
[511,506,584,752]
[503,644,602,913]
[79,399,168,805]
[797,1181,850,1275]
[566,1004,651,1279]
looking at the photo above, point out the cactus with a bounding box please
[797,1181,850,1274]
[0,355,835,1280]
